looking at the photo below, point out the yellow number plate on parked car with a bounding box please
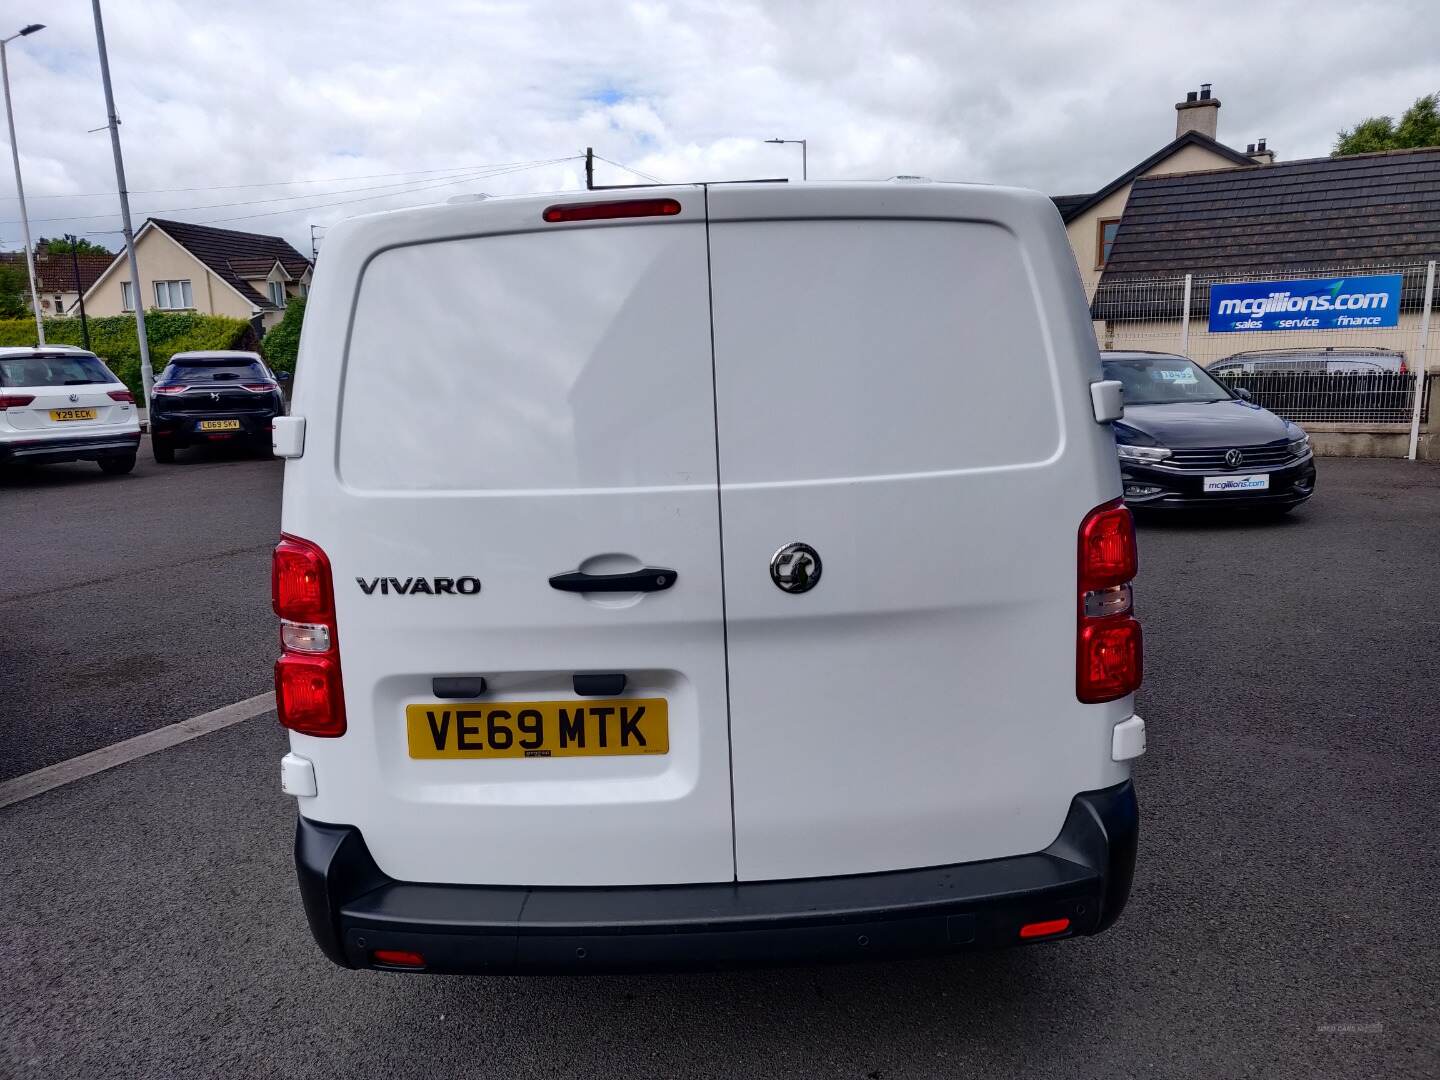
[198,419,242,431]
[406,698,669,759]
[50,408,97,421]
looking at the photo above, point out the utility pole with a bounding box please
[585,146,594,191]
[90,0,154,410]
[65,233,91,350]
[1,23,46,345]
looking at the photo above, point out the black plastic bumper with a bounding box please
[150,412,277,447]
[0,431,140,464]
[1122,456,1316,511]
[294,781,1138,975]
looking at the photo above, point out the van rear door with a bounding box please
[292,191,735,886]
[706,183,1128,881]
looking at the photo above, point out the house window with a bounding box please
[298,281,309,298]
[1097,218,1122,269]
[154,280,194,309]
[121,281,134,311]
[53,296,64,313]
[268,280,287,308]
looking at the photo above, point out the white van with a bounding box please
[272,182,1145,974]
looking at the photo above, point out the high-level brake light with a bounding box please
[542,198,682,223]
[1076,500,1142,703]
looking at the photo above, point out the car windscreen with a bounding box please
[1102,357,1233,405]
[0,353,117,388]
[162,360,267,383]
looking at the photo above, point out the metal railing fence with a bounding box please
[1091,260,1438,458]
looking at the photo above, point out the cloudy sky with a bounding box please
[3,0,1437,256]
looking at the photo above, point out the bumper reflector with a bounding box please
[1019,918,1071,940]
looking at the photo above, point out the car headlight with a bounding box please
[1117,444,1173,464]
[1287,435,1311,458]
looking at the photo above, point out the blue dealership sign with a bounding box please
[1208,274,1403,333]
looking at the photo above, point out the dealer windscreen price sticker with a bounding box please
[1208,274,1402,333]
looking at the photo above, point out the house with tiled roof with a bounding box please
[78,218,312,331]
[1051,84,1272,299]
[0,244,113,318]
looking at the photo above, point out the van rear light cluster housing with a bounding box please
[273,534,346,737]
[1076,499,1142,703]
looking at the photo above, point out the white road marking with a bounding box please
[0,691,276,811]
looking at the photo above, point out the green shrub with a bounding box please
[0,311,259,400]
[260,297,305,376]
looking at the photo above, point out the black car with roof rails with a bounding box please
[1101,351,1316,514]
[149,351,289,463]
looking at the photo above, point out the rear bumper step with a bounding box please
[295,780,1138,974]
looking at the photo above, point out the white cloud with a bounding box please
[1,0,1436,254]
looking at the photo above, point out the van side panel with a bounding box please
[706,186,1131,881]
[283,195,737,887]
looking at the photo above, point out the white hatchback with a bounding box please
[273,181,1146,974]
[0,346,141,475]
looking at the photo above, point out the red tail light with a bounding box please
[543,198,681,223]
[273,534,345,737]
[152,384,188,395]
[1078,501,1138,592]
[0,394,35,407]
[241,382,278,392]
[273,534,334,622]
[1077,499,1142,703]
[108,389,135,403]
[276,652,346,738]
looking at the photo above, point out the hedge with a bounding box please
[0,311,260,401]
[260,297,304,377]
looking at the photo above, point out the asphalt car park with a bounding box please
[2,453,1438,1078]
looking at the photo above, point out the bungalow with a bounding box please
[79,218,313,332]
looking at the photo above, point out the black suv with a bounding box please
[149,351,288,463]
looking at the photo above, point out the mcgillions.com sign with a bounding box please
[1208,274,1403,333]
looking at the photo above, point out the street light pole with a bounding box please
[90,0,154,411]
[1,23,46,345]
[765,137,808,180]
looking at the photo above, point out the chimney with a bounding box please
[1248,136,1275,165]
[1175,84,1221,139]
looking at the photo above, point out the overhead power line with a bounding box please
[2,159,568,201]
[595,155,663,184]
[74,157,579,236]
[4,157,578,228]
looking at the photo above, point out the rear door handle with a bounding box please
[548,567,677,593]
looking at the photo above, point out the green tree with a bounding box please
[261,296,305,376]
[36,236,114,256]
[0,265,28,319]
[1335,92,1440,155]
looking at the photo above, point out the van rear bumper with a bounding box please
[295,780,1137,975]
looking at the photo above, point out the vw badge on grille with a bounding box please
[68,393,79,403]
[1224,448,1244,468]
[770,542,822,594]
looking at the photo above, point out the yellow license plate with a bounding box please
[406,698,669,759]
[198,419,242,431]
[50,408,97,421]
